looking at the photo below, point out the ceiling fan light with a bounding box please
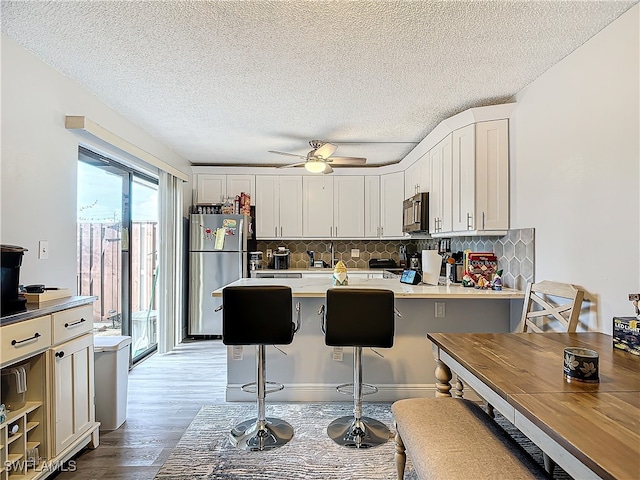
[304,160,327,173]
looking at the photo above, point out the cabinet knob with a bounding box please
[55,351,65,358]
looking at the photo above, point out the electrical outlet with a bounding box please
[435,302,445,318]
[332,347,343,362]
[266,249,272,258]
[38,241,49,260]
[232,346,243,361]
[351,248,360,258]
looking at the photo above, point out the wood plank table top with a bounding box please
[510,392,640,480]
[428,332,640,396]
[427,332,640,480]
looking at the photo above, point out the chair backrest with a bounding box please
[325,288,395,348]
[222,285,294,345]
[518,280,585,333]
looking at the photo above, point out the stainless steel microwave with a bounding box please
[402,193,429,233]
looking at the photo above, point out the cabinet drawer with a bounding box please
[1,315,52,367]
[52,304,94,344]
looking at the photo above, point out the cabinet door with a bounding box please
[476,119,509,231]
[303,176,334,238]
[333,176,364,238]
[279,176,303,238]
[380,172,404,238]
[196,174,226,203]
[364,175,381,238]
[255,176,279,238]
[226,175,255,204]
[52,333,94,456]
[429,134,453,233]
[404,161,421,198]
[452,124,476,231]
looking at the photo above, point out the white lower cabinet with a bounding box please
[51,333,94,456]
[0,302,98,480]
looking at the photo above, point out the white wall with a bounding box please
[1,34,192,290]
[510,5,639,333]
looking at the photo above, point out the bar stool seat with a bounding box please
[222,285,299,451]
[321,288,396,449]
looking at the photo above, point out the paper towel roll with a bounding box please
[422,250,442,285]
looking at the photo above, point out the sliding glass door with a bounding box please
[77,147,159,363]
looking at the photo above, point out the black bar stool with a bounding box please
[221,285,300,451]
[320,288,397,448]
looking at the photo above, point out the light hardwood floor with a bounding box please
[55,339,228,480]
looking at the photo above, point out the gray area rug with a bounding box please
[155,402,572,480]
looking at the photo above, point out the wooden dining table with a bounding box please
[427,332,640,480]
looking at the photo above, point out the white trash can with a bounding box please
[93,336,131,430]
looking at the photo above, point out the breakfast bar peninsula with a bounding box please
[213,277,524,401]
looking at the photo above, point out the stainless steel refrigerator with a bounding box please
[188,214,248,335]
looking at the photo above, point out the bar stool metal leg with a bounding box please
[229,345,294,451]
[327,346,391,448]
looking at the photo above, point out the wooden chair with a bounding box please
[518,280,585,333]
[515,280,585,474]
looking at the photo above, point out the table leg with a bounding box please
[434,359,452,397]
[454,375,464,398]
[394,422,406,480]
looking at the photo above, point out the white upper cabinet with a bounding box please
[303,176,334,238]
[452,120,509,234]
[196,174,255,204]
[429,134,453,234]
[255,176,302,238]
[452,124,476,231]
[196,174,225,203]
[333,176,365,238]
[404,154,431,198]
[380,171,405,238]
[364,175,381,238]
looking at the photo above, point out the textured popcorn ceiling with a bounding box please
[1,1,635,166]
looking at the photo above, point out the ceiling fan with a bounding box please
[270,140,366,174]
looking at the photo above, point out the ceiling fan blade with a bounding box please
[323,164,334,174]
[326,156,367,165]
[314,142,337,159]
[277,162,306,169]
[269,150,307,159]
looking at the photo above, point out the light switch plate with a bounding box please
[435,302,445,318]
[38,241,49,259]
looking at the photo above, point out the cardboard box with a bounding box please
[613,316,640,356]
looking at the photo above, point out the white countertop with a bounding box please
[213,277,524,299]
[254,268,380,273]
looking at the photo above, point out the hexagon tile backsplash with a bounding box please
[256,228,534,290]
[449,228,535,290]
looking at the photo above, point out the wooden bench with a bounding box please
[392,398,549,480]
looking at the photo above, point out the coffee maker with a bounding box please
[273,247,290,270]
[409,253,421,271]
[1,245,28,316]
[249,251,263,271]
